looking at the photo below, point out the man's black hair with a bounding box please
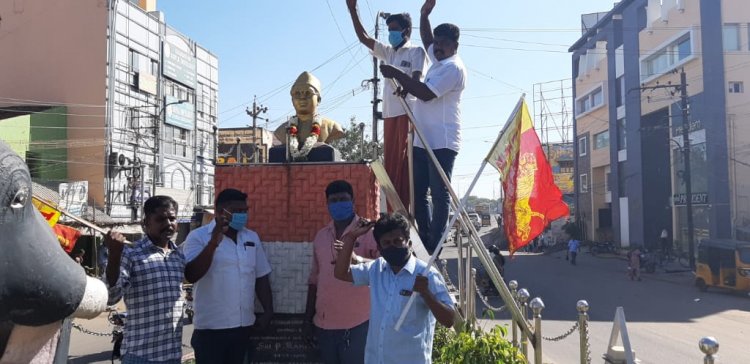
[373,213,411,245]
[434,23,460,43]
[215,188,247,207]
[325,180,354,199]
[143,195,178,217]
[386,13,412,37]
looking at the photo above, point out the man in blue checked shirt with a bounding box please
[104,195,186,364]
[334,213,455,364]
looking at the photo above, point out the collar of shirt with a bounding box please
[380,254,417,275]
[136,236,179,253]
[324,214,363,240]
[394,39,413,51]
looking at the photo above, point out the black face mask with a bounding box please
[381,246,411,267]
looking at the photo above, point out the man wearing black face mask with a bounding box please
[304,180,379,364]
[346,0,428,213]
[334,213,455,363]
[182,188,274,364]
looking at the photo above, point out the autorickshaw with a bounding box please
[694,239,750,293]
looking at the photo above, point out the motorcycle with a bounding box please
[107,308,127,362]
[589,241,617,255]
[639,250,659,273]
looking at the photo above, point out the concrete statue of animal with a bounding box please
[0,140,108,363]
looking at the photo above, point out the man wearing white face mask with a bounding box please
[347,0,428,213]
[182,188,274,364]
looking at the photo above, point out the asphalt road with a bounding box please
[439,226,750,364]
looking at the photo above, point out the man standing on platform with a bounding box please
[182,188,274,364]
[380,0,467,254]
[303,180,379,364]
[346,0,428,212]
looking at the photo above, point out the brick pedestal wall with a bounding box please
[214,162,380,313]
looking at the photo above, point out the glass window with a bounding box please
[595,130,610,149]
[729,81,744,93]
[578,136,588,156]
[591,88,603,108]
[677,37,691,60]
[579,174,589,193]
[615,77,625,107]
[641,32,693,80]
[617,118,627,151]
[723,24,740,51]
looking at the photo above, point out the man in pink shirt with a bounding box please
[303,180,379,364]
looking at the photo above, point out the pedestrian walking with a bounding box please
[628,247,642,281]
[567,238,580,265]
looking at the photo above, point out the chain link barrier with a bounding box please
[71,322,112,337]
[542,321,579,342]
[582,317,592,364]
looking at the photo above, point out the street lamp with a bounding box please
[152,99,188,195]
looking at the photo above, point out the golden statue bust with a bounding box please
[273,72,344,160]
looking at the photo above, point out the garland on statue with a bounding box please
[288,115,322,159]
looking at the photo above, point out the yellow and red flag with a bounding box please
[32,197,61,227]
[486,98,569,254]
[53,224,81,253]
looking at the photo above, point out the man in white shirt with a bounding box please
[182,188,274,364]
[380,0,467,254]
[346,0,428,213]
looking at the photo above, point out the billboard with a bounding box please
[216,128,259,164]
[164,95,195,130]
[162,33,196,88]
[59,181,88,220]
[545,143,575,195]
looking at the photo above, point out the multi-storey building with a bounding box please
[0,0,218,222]
[570,0,750,252]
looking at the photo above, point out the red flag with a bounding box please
[53,224,81,253]
[486,99,570,254]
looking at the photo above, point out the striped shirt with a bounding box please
[107,237,186,362]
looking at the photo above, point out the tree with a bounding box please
[330,117,383,162]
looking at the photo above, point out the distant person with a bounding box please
[628,247,642,281]
[346,0,428,213]
[660,228,671,261]
[566,237,580,266]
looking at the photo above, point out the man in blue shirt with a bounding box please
[334,213,455,363]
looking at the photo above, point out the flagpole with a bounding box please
[388,78,534,343]
[34,195,132,245]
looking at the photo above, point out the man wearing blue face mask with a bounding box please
[347,0,428,213]
[182,188,274,364]
[304,180,379,364]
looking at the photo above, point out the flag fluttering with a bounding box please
[486,98,570,254]
[32,197,61,227]
[53,224,81,253]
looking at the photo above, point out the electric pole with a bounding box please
[634,68,695,270]
[679,69,695,270]
[246,96,268,163]
[369,12,389,150]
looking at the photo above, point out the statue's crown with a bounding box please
[291,71,322,96]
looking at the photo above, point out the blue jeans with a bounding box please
[413,147,457,254]
[315,321,368,364]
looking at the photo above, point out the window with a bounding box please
[559,161,574,173]
[729,81,744,93]
[576,86,605,116]
[723,24,740,51]
[615,76,625,107]
[163,125,191,158]
[579,174,589,193]
[594,130,610,149]
[578,136,588,156]
[641,33,692,80]
[605,172,611,192]
[617,118,627,151]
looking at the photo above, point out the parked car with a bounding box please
[468,213,482,229]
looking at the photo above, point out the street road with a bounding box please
[441,225,750,364]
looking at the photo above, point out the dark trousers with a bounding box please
[413,147,457,254]
[383,115,411,212]
[570,252,577,265]
[191,326,253,364]
[315,321,368,364]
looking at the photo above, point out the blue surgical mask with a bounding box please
[388,30,404,47]
[228,212,248,231]
[328,201,354,222]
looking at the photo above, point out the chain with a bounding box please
[583,318,592,364]
[474,283,506,313]
[542,321,579,342]
[71,322,112,337]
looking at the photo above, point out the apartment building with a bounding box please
[0,0,218,222]
[569,0,750,252]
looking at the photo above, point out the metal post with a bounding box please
[457,231,465,314]
[466,243,473,319]
[408,123,414,217]
[469,268,477,322]
[246,96,268,164]
[577,300,590,364]
[518,288,530,358]
[698,336,719,364]
[679,69,695,270]
[530,297,545,364]
[509,280,519,346]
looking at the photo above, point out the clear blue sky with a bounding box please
[157,0,610,199]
